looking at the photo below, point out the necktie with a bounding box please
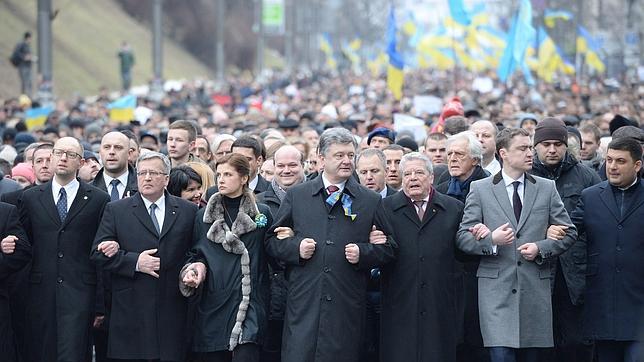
[149,203,160,234]
[109,179,120,202]
[512,181,522,222]
[57,188,68,222]
[414,200,425,221]
[327,185,340,194]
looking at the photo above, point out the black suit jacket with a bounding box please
[0,202,30,362]
[206,174,269,200]
[91,192,197,361]
[19,180,110,362]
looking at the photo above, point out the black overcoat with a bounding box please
[91,192,197,361]
[0,202,30,362]
[380,190,464,362]
[19,181,110,362]
[266,175,397,362]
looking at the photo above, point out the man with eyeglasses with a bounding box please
[18,137,110,362]
[435,131,490,362]
[379,152,464,362]
[91,152,197,361]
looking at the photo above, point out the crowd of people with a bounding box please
[0,67,643,362]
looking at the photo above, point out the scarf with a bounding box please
[270,178,287,202]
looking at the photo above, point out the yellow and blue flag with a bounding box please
[108,94,136,123]
[386,7,404,100]
[497,0,535,83]
[25,106,53,130]
[319,33,337,70]
[544,9,573,28]
[577,26,605,73]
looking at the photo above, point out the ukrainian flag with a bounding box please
[497,0,535,83]
[544,9,573,28]
[386,7,404,100]
[577,26,605,73]
[25,106,53,131]
[319,34,337,70]
[108,94,136,123]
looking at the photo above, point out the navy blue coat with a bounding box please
[570,179,644,341]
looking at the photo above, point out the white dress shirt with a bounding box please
[103,172,129,199]
[51,178,80,212]
[249,174,259,191]
[141,194,166,232]
[501,170,525,207]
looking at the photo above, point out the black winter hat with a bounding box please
[533,117,568,146]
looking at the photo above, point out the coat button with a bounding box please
[421,282,427,288]
[420,311,426,316]
[60,229,65,233]
[323,266,331,273]
[325,240,333,245]
[616,268,621,273]
[328,215,336,220]
[517,261,522,266]
[57,277,63,283]
[325,295,332,301]
[57,252,63,258]
[616,246,622,251]
[617,225,623,230]
[420,256,425,262]
[512,289,517,294]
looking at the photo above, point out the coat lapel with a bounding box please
[391,192,422,227]
[62,182,92,227]
[516,174,537,232]
[599,184,621,221]
[132,194,161,237]
[617,179,644,221]
[37,182,62,226]
[159,194,179,240]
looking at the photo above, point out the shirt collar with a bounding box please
[141,193,165,211]
[104,171,129,189]
[501,169,525,187]
[379,186,388,198]
[52,177,79,196]
[618,176,639,191]
[321,172,347,192]
[249,174,259,190]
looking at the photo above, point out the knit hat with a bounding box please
[431,96,464,133]
[533,117,568,146]
[609,114,636,135]
[11,162,35,184]
[367,127,396,145]
[396,137,419,152]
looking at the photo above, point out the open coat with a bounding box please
[380,190,464,362]
[456,172,577,348]
[266,175,397,362]
[19,181,110,362]
[91,192,197,361]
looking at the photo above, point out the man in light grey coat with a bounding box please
[457,128,577,362]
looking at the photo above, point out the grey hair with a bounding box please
[399,152,433,176]
[356,148,387,170]
[317,127,358,156]
[136,151,171,174]
[446,131,483,164]
[211,134,237,153]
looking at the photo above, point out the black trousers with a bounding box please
[488,347,548,362]
[595,340,643,362]
[190,343,260,362]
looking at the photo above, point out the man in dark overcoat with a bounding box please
[91,152,197,361]
[0,202,30,362]
[570,137,644,362]
[19,137,110,361]
[380,152,464,362]
[266,127,397,362]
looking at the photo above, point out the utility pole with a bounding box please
[37,0,53,103]
[256,0,265,75]
[215,0,225,80]
[151,0,163,99]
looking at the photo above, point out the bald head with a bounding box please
[52,137,85,183]
[100,131,132,177]
[273,145,305,189]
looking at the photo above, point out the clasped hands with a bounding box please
[97,241,161,278]
[275,225,387,265]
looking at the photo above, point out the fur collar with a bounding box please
[203,192,258,254]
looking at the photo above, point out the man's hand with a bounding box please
[93,315,105,329]
[1,235,18,254]
[492,223,515,246]
[299,238,316,259]
[547,225,568,240]
[345,244,360,264]
[137,248,160,278]
[517,243,539,261]
[368,225,387,245]
[182,262,207,288]
[275,226,295,240]
[97,240,120,258]
[469,223,491,240]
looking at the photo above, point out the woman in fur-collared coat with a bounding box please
[180,153,272,362]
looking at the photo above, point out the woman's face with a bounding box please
[216,163,248,198]
[180,179,202,205]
